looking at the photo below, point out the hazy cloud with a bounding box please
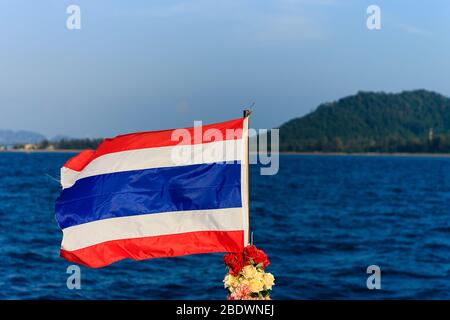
[134,0,325,44]
[398,24,432,37]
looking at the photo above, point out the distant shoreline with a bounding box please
[0,149,81,153]
[278,151,450,157]
[2,149,450,158]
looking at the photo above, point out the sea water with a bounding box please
[1,152,450,299]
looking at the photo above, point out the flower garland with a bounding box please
[223,245,275,300]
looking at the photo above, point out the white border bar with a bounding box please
[62,208,245,251]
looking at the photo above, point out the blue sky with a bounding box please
[1,0,449,137]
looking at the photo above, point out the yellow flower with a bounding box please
[224,274,239,290]
[248,279,264,293]
[240,278,250,287]
[263,273,275,290]
[254,269,264,281]
[241,265,258,279]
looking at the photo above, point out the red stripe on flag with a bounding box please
[64,118,244,172]
[60,230,244,268]
[63,150,96,172]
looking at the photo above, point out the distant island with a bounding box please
[279,90,450,153]
[0,128,104,151]
[6,138,103,151]
[3,89,450,154]
[0,129,46,146]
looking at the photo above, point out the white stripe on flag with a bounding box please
[61,208,245,251]
[61,139,242,189]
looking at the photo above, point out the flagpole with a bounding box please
[243,109,252,245]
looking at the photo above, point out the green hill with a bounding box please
[279,90,450,153]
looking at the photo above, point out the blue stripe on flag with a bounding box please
[55,163,242,229]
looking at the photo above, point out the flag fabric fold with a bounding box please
[55,117,249,268]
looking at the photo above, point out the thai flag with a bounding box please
[55,117,249,268]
